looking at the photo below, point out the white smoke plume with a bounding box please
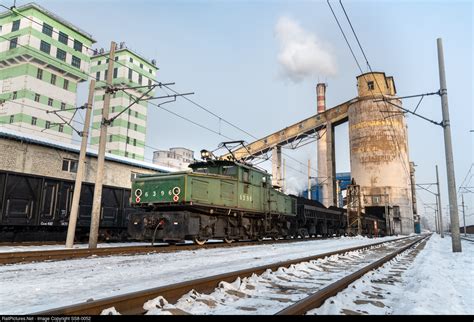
[275,16,337,82]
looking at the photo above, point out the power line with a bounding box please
[1,3,326,177]
[332,0,411,180]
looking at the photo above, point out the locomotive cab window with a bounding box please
[242,169,250,183]
[222,166,237,177]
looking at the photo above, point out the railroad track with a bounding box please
[1,236,349,265]
[33,235,424,315]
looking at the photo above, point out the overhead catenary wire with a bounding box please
[0,3,326,178]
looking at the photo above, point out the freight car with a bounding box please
[0,170,137,242]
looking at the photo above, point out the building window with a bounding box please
[11,20,20,32]
[125,152,129,157]
[134,124,137,131]
[140,63,143,69]
[126,136,130,144]
[40,40,51,54]
[59,124,64,133]
[368,81,374,90]
[9,37,17,49]
[61,102,66,110]
[129,57,133,63]
[135,111,138,118]
[73,40,82,52]
[63,79,69,90]
[132,153,135,159]
[9,115,14,123]
[104,69,108,80]
[113,68,118,78]
[138,74,142,85]
[128,68,133,81]
[109,135,113,142]
[36,68,43,80]
[58,31,68,45]
[45,121,50,129]
[148,79,152,88]
[72,56,81,68]
[31,117,37,125]
[97,60,101,66]
[48,98,53,106]
[42,23,53,36]
[34,93,40,102]
[114,56,118,61]
[50,74,56,85]
[12,91,17,100]
[96,71,100,81]
[62,159,78,173]
[56,48,66,61]
[112,106,115,113]
[149,68,152,74]
[128,109,131,116]
[133,138,136,146]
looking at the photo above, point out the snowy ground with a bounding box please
[0,234,471,315]
[0,235,398,314]
[310,234,473,315]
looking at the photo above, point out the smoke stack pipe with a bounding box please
[317,83,326,114]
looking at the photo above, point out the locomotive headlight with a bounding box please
[201,149,210,160]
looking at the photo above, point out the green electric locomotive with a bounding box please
[128,150,297,244]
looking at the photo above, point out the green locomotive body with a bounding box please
[128,160,297,244]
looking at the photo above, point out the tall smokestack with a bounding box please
[317,83,326,114]
[316,83,329,206]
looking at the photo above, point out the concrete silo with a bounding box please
[348,72,414,235]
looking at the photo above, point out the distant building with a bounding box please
[301,172,351,207]
[0,2,95,143]
[90,43,158,161]
[153,147,194,171]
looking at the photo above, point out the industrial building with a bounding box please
[0,2,95,143]
[89,44,158,161]
[153,147,195,171]
[223,72,417,235]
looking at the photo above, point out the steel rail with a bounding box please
[275,234,430,315]
[0,235,361,265]
[32,235,415,315]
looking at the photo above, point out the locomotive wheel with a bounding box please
[256,236,264,242]
[223,237,234,244]
[193,236,207,246]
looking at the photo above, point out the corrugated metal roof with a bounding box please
[0,128,175,173]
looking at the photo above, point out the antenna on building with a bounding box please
[99,48,104,54]
[151,59,156,66]
[120,42,125,49]
[93,48,98,55]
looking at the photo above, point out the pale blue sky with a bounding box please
[8,0,473,227]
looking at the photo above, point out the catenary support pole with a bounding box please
[89,42,116,249]
[437,38,461,252]
[308,159,311,200]
[436,165,444,238]
[461,194,466,236]
[66,80,95,248]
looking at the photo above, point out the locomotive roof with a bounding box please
[189,159,269,176]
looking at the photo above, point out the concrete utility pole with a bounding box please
[436,165,444,238]
[437,38,462,252]
[66,80,96,248]
[461,194,466,236]
[89,41,116,249]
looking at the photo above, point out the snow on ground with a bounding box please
[0,235,398,314]
[310,234,474,315]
